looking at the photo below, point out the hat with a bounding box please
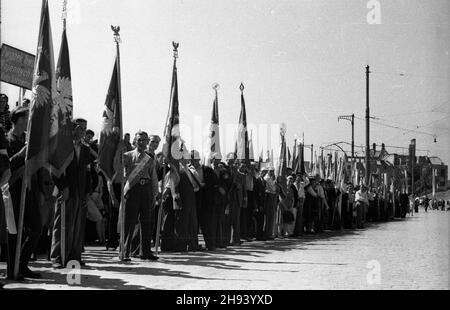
[191,150,201,160]
[149,135,161,142]
[210,152,222,160]
[10,106,29,124]
[226,152,236,160]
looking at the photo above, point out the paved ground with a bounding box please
[1,208,449,290]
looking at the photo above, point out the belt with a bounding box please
[139,178,150,185]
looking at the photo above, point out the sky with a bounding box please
[1,0,449,165]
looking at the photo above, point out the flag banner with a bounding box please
[287,146,291,169]
[292,139,297,172]
[26,0,56,179]
[249,133,255,161]
[270,149,274,168]
[98,59,122,181]
[162,46,182,165]
[299,143,306,175]
[49,26,74,177]
[276,129,287,197]
[236,85,249,163]
[258,148,264,164]
[206,87,221,163]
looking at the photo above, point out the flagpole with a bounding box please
[13,0,49,282]
[13,160,29,279]
[111,25,125,260]
[155,42,179,256]
[60,0,68,268]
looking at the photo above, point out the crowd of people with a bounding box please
[0,93,434,287]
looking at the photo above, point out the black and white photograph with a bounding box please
[0,0,449,293]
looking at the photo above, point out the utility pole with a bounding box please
[338,114,355,159]
[410,139,416,208]
[365,65,370,186]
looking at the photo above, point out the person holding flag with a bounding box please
[119,131,159,261]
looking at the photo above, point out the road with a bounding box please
[2,209,449,290]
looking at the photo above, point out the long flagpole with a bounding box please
[14,0,49,282]
[155,42,179,256]
[111,26,125,260]
[59,0,68,269]
[13,162,29,279]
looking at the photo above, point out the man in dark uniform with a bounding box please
[253,165,266,241]
[120,131,159,261]
[6,106,42,279]
[51,119,92,268]
[189,150,218,250]
[0,122,11,285]
[211,154,230,248]
[226,153,246,246]
[399,189,409,218]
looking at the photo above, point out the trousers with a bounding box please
[120,183,153,258]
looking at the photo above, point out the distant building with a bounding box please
[352,142,448,195]
[428,157,448,192]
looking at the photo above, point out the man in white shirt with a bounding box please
[293,174,309,236]
[263,168,277,240]
[355,185,369,228]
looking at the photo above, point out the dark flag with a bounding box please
[236,83,249,164]
[298,143,306,175]
[98,59,122,181]
[276,125,287,196]
[49,24,74,177]
[287,146,291,169]
[249,131,255,161]
[26,0,55,179]
[206,84,221,163]
[292,139,297,171]
[162,42,182,164]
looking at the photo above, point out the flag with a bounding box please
[276,130,287,196]
[206,86,221,164]
[299,143,306,175]
[236,84,249,164]
[26,0,56,180]
[287,146,291,169]
[49,23,74,177]
[270,149,274,168]
[258,148,263,164]
[162,44,182,165]
[249,131,255,161]
[292,139,297,172]
[98,59,122,181]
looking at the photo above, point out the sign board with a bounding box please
[0,44,35,90]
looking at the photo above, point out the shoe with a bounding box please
[20,267,41,279]
[139,254,159,261]
[119,257,131,262]
[52,262,64,269]
[206,247,216,251]
[79,261,86,266]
